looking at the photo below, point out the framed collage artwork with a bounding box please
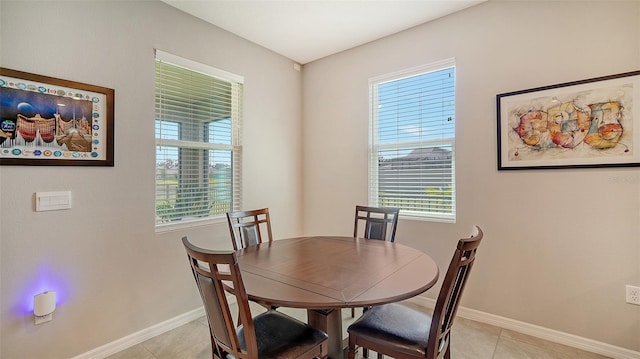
[0,67,114,166]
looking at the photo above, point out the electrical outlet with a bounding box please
[626,285,640,305]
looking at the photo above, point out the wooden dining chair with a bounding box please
[353,205,400,242]
[226,208,278,314]
[347,226,484,359]
[226,208,273,251]
[182,236,329,359]
[352,205,400,319]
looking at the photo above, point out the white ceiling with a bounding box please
[162,0,486,64]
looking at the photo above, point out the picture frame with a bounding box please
[497,70,640,170]
[0,67,114,166]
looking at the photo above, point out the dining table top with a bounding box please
[236,235,440,310]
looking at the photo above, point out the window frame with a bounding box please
[368,58,456,223]
[154,50,243,232]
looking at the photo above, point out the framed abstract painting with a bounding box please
[497,70,640,170]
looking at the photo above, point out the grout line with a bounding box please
[491,328,502,359]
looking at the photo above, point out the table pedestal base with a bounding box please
[307,309,344,359]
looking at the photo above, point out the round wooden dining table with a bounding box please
[236,236,440,359]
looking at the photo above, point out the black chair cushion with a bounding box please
[347,303,432,357]
[237,310,328,359]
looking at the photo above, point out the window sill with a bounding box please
[399,212,456,224]
[155,216,227,233]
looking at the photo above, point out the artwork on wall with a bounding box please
[0,67,114,166]
[497,70,640,170]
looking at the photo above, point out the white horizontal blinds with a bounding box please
[230,82,243,214]
[155,50,243,226]
[369,60,456,221]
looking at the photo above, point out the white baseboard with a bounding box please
[408,296,640,359]
[71,307,205,359]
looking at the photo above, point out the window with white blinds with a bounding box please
[155,50,243,228]
[369,59,456,222]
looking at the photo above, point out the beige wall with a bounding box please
[302,0,640,353]
[0,1,303,358]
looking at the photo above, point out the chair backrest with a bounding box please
[182,236,258,359]
[353,205,400,242]
[226,208,273,250]
[426,225,483,359]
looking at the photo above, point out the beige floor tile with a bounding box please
[456,317,502,335]
[577,349,614,359]
[494,336,576,359]
[499,330,611,359]
[196,315,208,327]
[276,306,310,322]
[105,344,156,359]
[501,329,582,357]
[451,317,501,359]
[167,340,212,359]
[141,320,210,359]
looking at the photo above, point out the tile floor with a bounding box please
[106,301,612,359]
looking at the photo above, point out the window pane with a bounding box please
[155,146,234,223]
[156,145,180,223]
[207,118,231,145]
[155,120,179,140]
[370,62,456,221]
[155,53,242,227]
[208,149,233,216]
[378,145,453,214]
[378,68,454,144]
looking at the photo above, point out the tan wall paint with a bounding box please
[302,0,640,352]
[0,1,303,358]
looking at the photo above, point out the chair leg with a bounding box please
[351,307,355,318]
[360,306,372,357]
[347,342,357,359]
[377,353,383,359]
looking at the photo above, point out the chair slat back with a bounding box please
[354,206,400,242]
[227,208,273,250]
[182,237,259,359]
[426,226,483,359]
